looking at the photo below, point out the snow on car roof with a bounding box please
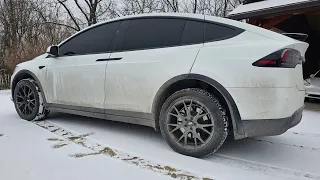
[229,0,313,19]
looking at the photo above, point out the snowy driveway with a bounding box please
[1,90,320,180]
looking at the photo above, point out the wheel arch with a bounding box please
[152,73,245,139]
[11,70,47,104]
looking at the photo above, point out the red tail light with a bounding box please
[253,49,302,68]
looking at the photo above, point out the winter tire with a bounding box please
[13,79,50,121]
[159,88,228,158]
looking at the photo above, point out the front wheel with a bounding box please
[159,88,228,158]
[13,79,50,121]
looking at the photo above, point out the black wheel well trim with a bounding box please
[11,70,47,104]
[152,73,245,139]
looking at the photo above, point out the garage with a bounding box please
[228,0,320,79]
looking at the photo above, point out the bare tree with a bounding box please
[119,0,164,15]
[180,0,239,16]
[40,0,119,31]
[161,0,179,12]
[0,0,73,85]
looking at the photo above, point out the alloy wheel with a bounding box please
[166,99,214,148]
[15,85,36,116]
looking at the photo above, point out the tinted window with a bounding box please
[205,23,237,42]
[109,21,130,52]
[315,71,320,78]
[180,20,204,45]
[122,18,185,51]
[59,22,120,55]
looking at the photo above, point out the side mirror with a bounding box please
[46,46,59,57]
[310,74,315,78]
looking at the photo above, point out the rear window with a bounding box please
[180,20,204,45]
[205,23,241,42]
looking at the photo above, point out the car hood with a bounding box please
[33,53,48,60]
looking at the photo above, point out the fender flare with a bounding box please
[152,73,245,139]
[12,70,47,104]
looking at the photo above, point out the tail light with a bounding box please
[253,49,302,68]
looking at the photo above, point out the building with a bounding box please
[228,0,320,78]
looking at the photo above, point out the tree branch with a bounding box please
[57,0,80,31]
[41,21,78,31]
[84,0,92,9]
[74,0,90,23]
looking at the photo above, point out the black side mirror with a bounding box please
[46,46,59,57]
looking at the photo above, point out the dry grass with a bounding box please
[0,42,47,89]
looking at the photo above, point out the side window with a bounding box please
[109,20,130,52]
[205,22,241,42]
[59,21,120,56]
[180,20,204,45]
[122,18,186,51]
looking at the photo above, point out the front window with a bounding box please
[59,21,120,56]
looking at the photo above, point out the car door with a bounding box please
[104,17,205,116]
[46,21,120,110]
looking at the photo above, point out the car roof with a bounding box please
[94,13,205,26]
[58,13,205,46]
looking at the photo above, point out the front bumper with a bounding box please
[242,106,304,138]
[305,85,320,99]
[305,93,320,100]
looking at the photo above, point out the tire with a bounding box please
[13,79,50,121]
[159,88,228,158]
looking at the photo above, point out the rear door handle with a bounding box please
[96,57,122,62]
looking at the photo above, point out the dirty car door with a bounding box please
[104,17,204,115]
[46,21,120,110]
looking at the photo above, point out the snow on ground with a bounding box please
[1,89,320,180]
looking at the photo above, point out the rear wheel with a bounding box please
[159,88,228,158]
[13,79,50,121]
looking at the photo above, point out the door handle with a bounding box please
[39,66,45,69]
[96,57,122,62]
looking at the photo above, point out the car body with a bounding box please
[10,13,308,157]
[305,70,320,100]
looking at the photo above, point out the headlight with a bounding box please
[304,79,311,86]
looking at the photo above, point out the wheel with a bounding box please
[159,88,228,158]
[13,79,50,121]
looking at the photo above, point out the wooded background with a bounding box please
[0,0,241,89]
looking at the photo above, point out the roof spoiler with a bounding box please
[282,33,308,42]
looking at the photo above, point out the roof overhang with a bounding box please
[228,0,320,20]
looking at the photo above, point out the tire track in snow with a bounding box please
[248,138,320,151]
[211,154,320,180]
[291,132,320,138]
[31,120,320,180]
[33,120,213,180]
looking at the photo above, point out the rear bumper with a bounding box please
[242,105,304,138]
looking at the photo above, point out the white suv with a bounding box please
[11,13,308,157]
